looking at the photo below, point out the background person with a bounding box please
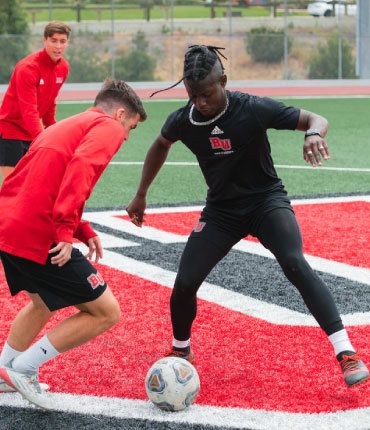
[126,45,369,389]
[0,21,71,181]
[0,78,147,409]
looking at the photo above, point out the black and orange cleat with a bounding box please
[164,346,195,364]
[337,351,369,388]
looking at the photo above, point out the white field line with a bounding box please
[1,392,370,430]
[108,161,370,173]
[85,209,370,287]
[82,195,370,326]
[93,249,370,327]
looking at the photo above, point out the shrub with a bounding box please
[113,32,157,81]
[245,26,292,63]
[308,35,356,79]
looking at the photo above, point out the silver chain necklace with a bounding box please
[189,97,229,126]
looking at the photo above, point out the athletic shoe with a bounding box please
[164,346,195,364]
[337,351,369,387]
[0,363,53,410]
[0,377,50,393]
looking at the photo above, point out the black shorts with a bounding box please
[189,190,294,253]
[0,135,32,167]
[0,247,107,311]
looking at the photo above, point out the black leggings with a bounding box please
[170,208,343,340]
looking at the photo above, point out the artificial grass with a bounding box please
[23,4,298,23]
[1,98,368,204]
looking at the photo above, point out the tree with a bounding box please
[64,43,108,83]
[0,0,29,34]
[0,0,30,83]
[245,27,292,63]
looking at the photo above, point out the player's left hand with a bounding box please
[86,236,103,263]
[49,241,73,267]
[303,135,330,167]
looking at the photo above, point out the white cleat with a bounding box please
[0,378,50,393]
[0,365,53,410]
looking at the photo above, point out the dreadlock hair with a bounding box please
[150,45,227,98]
[94,77,147,121]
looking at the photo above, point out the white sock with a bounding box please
[328,329,355,356]
[0,341,23,367]
[12,335,60,374]
[173,338,191,348]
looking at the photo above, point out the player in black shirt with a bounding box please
[126,45,369,388]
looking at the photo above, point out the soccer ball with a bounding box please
[145,357,200,412]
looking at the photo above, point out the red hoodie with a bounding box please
[0,49,69,141]
[0,107,125,264]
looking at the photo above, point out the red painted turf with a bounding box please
[0,263,369,413]
[117,201,370,269]
[1,201,369,413]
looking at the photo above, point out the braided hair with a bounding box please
[150,45,227,98]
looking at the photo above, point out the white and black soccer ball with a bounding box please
[145,357,200,412]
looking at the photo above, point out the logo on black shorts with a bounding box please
[193,221,206,232]
[87,272,105,289]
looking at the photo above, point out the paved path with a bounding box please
[49,79,370,100]
[1,80,370,102]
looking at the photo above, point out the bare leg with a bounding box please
[47,286,121,353]
[6,293,55,352]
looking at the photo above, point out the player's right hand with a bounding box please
[49,242,73,267]
[126,195,146,227]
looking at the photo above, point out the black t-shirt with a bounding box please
[161,90,300,206]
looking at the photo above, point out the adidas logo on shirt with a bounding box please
[56,77,63,84]
[211,126,223,135]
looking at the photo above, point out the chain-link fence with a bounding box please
[0,1,366,84]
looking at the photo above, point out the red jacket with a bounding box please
[0,108,125,264]
[0,49,69,141]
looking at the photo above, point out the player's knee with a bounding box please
[280,254,306,278]
[96,299,121,330]
[173,277,198,302]
[105,300,121,328]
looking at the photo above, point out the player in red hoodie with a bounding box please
[0,21,71,181]
[0,78,147,410]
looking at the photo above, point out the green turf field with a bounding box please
[1,97,369,207]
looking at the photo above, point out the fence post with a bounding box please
[338,0,342,79]
[228,0,232,80]
[283,0,288,79]
[111,0,115,79]
[75,3,82,22]
[357,0,370,78]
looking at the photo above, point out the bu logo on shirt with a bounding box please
[193,221,206,232]
[87,272,105,289]
[209,137,231,151]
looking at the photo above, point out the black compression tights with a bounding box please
[170,208,343,340]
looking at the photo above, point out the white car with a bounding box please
[307,1,357,17]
